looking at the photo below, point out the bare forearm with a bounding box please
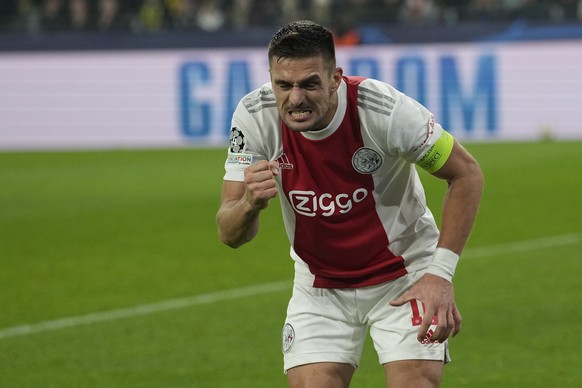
[437,164,483,254]
[217,161,279,249]
[217,199,261,248]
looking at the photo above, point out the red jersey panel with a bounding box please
[281,77,407,288]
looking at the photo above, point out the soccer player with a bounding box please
[216,20,483,388]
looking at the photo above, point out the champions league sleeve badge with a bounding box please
[229,127,246,153]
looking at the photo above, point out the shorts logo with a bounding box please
[352,147,382,174]
[229,127,245,153]
[282,323,295,353]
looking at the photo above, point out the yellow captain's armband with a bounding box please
[417,130,454,173]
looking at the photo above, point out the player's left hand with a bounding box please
[389,273,462,343]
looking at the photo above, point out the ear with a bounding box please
[331,67,343,92]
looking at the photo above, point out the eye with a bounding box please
[276,82,292,91]
[300,77,321,90]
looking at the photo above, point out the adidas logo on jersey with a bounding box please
[276,153,294,170]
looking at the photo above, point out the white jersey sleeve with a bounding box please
[357,78,445,164]
[223,83,281,182]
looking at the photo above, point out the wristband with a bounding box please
[426,247,459,283]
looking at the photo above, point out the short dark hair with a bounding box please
[268,20,336,70]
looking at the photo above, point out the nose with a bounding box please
[288,86,306,107]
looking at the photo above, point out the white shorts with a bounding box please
[282,271,451,372]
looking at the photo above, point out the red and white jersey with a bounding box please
[224,76,444,288]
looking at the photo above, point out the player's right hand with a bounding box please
[243,160,279,211]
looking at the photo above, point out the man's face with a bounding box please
[269,55,342,132]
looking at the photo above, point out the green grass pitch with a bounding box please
[1,141,581,387]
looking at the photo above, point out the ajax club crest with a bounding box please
[352,147,383,174]
[282,323,295,353]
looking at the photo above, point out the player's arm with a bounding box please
[391,132,483,343]
[415,129,483,258]
[216,161,279,248]
[415,139,483,342]
[431,140,484,256]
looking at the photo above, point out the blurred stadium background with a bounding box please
[1,1,582,387]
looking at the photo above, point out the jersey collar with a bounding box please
[300,79,347,141]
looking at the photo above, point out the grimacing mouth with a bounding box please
[289,110,312,118]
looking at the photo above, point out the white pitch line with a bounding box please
[463,232,582,259]
[1,232,581,341]
[0,281,289,341]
